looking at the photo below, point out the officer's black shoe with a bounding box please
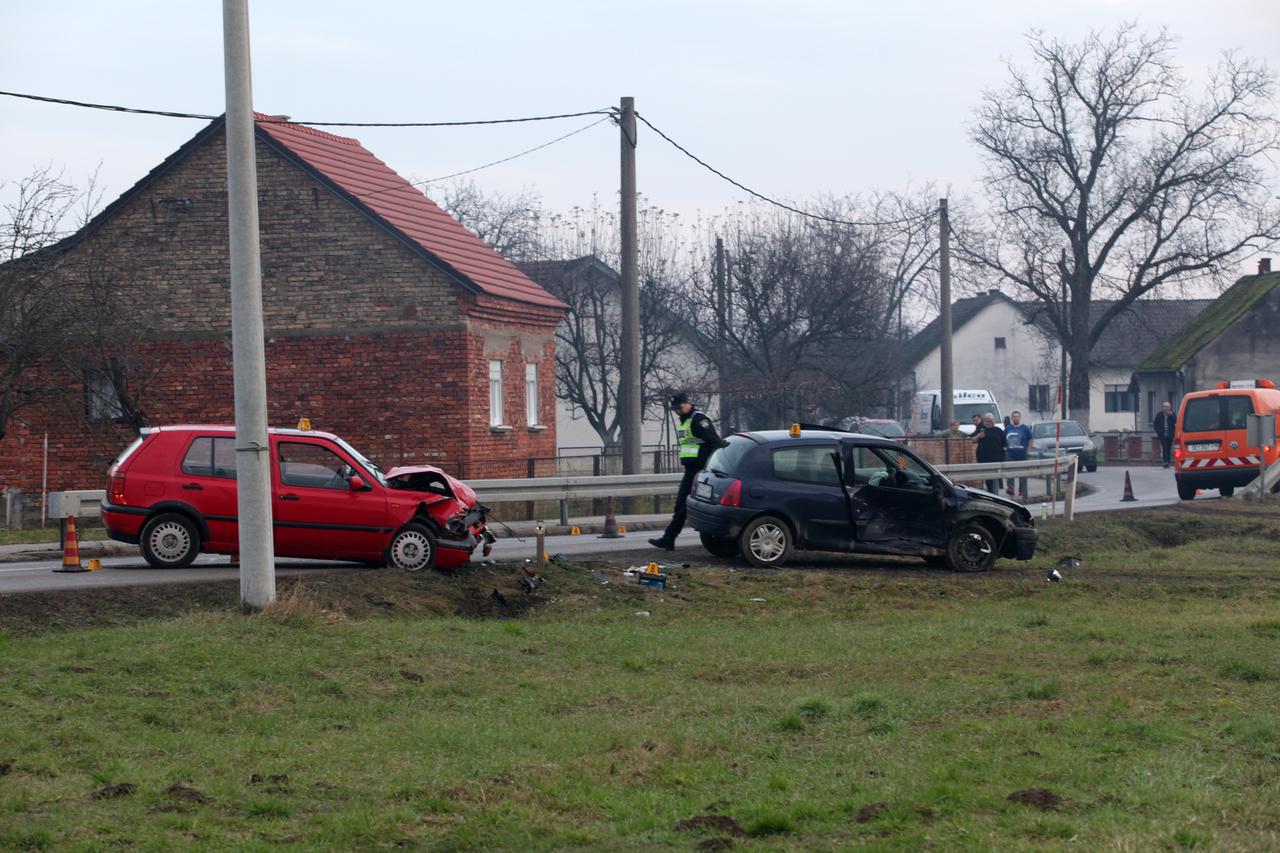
[648,537,675,551]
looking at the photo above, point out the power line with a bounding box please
[341,116,611,205]
[634,112,933,228]
[423,116,612,185]
[0,89,612,127]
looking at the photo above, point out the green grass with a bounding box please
[0,525,106,546]
[2,504,1280,849]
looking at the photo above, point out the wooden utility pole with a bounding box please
[938,198,954,428]
[619,96,641,475]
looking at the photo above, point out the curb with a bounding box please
[0,541,136,564]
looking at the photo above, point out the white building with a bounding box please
[905,290,1211,432]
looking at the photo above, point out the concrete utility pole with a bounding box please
[938,198,954,428]
[222,0,275,609]
[714,236,726,427]
[619,96,641,475]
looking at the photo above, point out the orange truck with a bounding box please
[1174,380,1280,500]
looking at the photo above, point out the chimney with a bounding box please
[1260,257,1273,274]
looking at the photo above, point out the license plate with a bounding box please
[695,482,713,500]
[1187,442,1219,452]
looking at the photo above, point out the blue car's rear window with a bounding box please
[705,435,755,476]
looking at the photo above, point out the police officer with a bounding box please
[649,393,723,551]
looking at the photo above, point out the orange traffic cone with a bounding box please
[599,496,623,539]
[53,517,88,573]
[1121,471,1138,502]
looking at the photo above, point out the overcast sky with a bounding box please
[3,0,1278,253]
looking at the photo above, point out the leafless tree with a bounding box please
[530,203,694,447]
[436,179,544,262]
[687,204,890,428]
[0,168,85,438]
[964,26,1280,426]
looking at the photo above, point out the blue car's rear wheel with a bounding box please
[739,516,792,568]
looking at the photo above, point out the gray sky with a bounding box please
[3,0,1278,245]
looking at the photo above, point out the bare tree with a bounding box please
[965,26,1280,425]
[528,203,693,447]
[0,168,84,438]
[436,179,544,262]
[688,204,889,428]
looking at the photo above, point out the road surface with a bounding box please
[0,464,1192,594]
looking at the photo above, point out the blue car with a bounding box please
[687,429,1037,572]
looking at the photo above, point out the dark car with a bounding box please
[1030,420,1097,472]
[834,416,908,443]
[687,429,1037,572]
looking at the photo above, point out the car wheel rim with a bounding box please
[149,521,191,563]
[956,532,991,569]
[749,523,786,562]
[392,531,432,571]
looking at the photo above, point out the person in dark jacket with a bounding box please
[650,393,723,551]
[1153,401,1176,468]
[974,412,1005,493]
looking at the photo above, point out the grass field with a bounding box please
[2,503,1280,850]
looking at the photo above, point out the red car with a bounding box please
[100,425,491,571]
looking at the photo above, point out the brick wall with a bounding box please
[0,123,561,495]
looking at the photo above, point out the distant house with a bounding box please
[0,113,566,496]
[519,255,717,457]
[1132,260,1280,427]
[905,290,1210,431]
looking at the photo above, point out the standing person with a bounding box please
[649,393,722,551]
[974,412,1005,493]
[936,419,966,438]
[1153,400,1176,468]
[971,414,983,432]
[1003,410,1033,498]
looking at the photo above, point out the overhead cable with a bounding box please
[634,112,933,228]
[0,89,612,127]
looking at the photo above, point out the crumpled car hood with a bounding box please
[386,465,478,506]
[955,484,1029,517]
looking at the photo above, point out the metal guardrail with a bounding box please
[467,473,683,504]
[1242,458,1280,501]
[49,454,1081,529]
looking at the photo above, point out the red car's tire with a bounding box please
[386,523,437,572]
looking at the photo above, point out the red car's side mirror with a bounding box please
[348,475,366,491]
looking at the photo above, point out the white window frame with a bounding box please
[525,362,539,427]
[488,359,505,427]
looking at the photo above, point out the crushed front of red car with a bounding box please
[385,465,493,569]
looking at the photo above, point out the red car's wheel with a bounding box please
[387,523,436,572]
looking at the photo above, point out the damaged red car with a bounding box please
[100,425,492,571]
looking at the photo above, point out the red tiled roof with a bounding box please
[254,114,565,310]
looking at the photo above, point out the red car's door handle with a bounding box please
[279,494,300,501]
[181,483,203,491]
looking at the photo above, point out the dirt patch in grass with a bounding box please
[856,801,889,822]
[91,783,136,800]
[1008,788,1063,810]
[675,815,747,837]
[166,784,207,803]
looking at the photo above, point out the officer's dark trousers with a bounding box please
[1159,436,1173,465]
[662,463,700,542]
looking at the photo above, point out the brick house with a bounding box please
[0,113,566,501]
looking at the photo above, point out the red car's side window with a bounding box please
[278,441,355,490]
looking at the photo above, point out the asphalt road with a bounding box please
[0,464,1193,594]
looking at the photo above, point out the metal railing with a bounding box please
[47,454,1081,534]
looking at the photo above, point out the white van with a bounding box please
[913,390,1002,435]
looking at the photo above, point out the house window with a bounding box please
[994,337,1007,350]
[1029,384,1051,412]
[488,360,504,427]
[525,363,539,427]
[1105,384,1137,413]
[84,370,123,422]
